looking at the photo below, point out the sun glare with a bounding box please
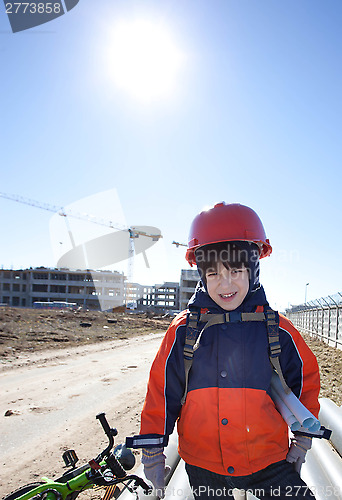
[107,19,184,103]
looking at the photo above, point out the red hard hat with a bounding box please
[186,202,272,266]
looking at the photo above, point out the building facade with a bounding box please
[0,267,199,312]
[0,267,125,310]
[137,282,180,312]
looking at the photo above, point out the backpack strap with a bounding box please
[264,306,291,394]
[199,312,266,323]
[181,311,201,405]
[181,306,291,405]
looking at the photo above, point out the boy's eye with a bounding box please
[231,268,244,275]
[206,271,217,277]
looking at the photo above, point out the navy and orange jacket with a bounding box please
[127,284,320,477]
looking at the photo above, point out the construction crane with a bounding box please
[0,192,159,236]
[172,240,187,247]
[0,192,162,303]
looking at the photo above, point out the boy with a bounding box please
[127,202,320,499]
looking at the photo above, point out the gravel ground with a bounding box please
[0,307,171,358]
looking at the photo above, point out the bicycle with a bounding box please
[3,413,152,500]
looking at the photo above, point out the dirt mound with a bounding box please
[0,306,171,358]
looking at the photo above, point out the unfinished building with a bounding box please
[137,282,180,312]
[0,267,198,313]
[0,267,125,310]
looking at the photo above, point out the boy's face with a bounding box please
[205,261,249,311]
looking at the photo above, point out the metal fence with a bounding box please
[286,293,342,350]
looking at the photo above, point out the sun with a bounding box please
[106,18,184,103]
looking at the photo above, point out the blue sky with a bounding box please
[1,0,341,310]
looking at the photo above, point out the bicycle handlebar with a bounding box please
[2,413,152,500]
[96,412,118,459]
[94,413,152,494]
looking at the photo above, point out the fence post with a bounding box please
[316,305,319,336]
[336,305,339,349]
[309,302,314,335]
[338,293,342,349]
[321,298,333,346]
[328,296,338,349]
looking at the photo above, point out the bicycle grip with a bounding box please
[96,413,112,437]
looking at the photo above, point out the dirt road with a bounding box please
[0,333,164,498]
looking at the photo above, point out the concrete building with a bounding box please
[0,267,199,313]
[179,269,200,310]
[137,282,180,312]
[0,267,125,310]
[124,282,146,308]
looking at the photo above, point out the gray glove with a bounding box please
[141,448,171,498]
[286,435,312,473]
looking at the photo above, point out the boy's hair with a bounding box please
[195,241,259,286]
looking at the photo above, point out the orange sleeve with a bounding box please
[140,311,187,436]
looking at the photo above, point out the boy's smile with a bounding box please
[205,262,249,311]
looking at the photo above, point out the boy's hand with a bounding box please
[286,435,312,473]
[141,448,171,498]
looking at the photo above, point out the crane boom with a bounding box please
[0,192,162,240]
[0,191,127,231]
[1,191,64,215]
[172,240,187,247]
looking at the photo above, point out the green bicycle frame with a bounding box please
[4,413,149,500]
[13,470,95,500]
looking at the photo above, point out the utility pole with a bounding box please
[305,282,310,304]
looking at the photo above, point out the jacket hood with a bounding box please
[188,280,269,314]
